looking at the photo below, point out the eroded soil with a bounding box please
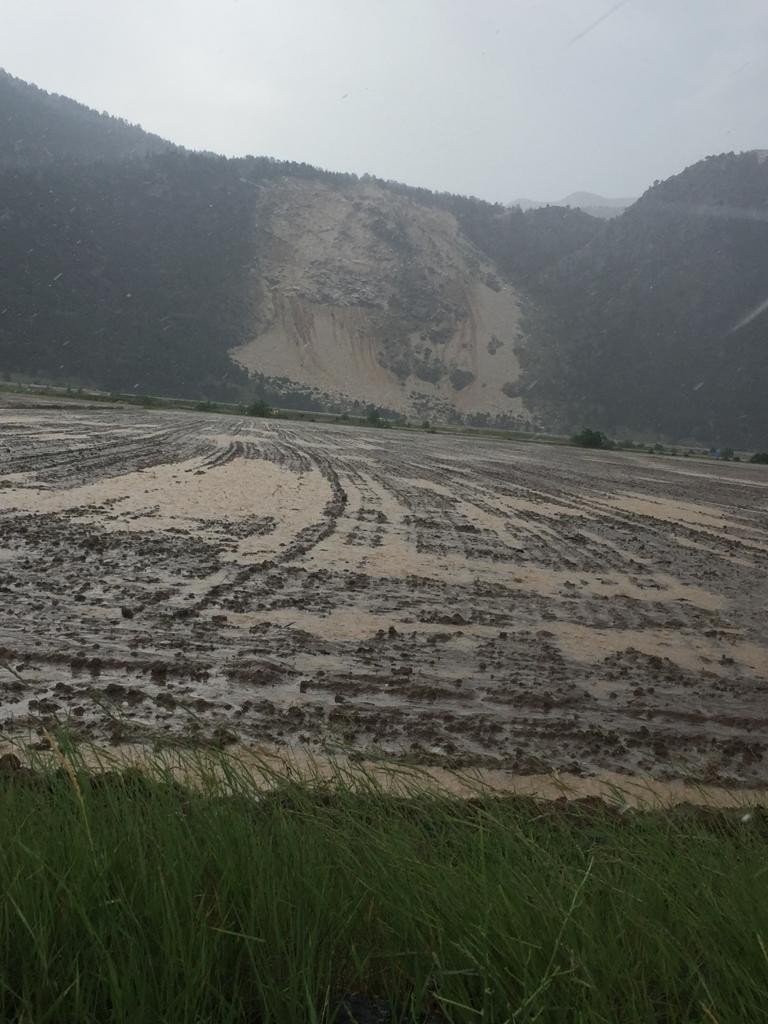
[1,403,767,785]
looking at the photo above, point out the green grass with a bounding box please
[0,747,767,1023]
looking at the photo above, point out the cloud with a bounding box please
[2,0,767,201]
[568,0,631,45]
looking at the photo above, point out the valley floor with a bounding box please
[1,402,767,786]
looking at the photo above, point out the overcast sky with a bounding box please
[3,0,767,202]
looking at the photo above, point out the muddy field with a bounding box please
[1,402,767,785]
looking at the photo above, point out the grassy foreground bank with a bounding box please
[0,749,767,1023]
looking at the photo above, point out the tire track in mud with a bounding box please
[2,413,211,486]
[2,406,768,784]
[191,453,348,612]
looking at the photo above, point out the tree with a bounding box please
[571,428,614,450]
[247,398,272,418]
[749,452,768,464]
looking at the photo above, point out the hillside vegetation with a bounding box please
[520,151,768,446]
[513,192,636,219]
[0,153,254,398]
[0,70,599,423]
[0,68,171,166]
[0,69,767,444]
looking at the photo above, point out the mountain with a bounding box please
[512,192,636,220]
[0,151,256,399]
[0,70,767,445]
[229,180,603,421]
[0,70,599,424]
[0,68,172,166]
[518,151,768,446]
[231,175,527,421]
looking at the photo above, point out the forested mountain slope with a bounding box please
[1,70,766,443]
[0,68,171,166]
[0,153,255,398]
[513,192,635,219]
[519,151,768,445]
[0,70,599,421]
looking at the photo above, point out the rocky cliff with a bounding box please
[232,177,530,422]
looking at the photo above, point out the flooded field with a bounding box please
[1,402,767,785]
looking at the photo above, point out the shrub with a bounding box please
[571,428,614,450]
[749,451,768,464]
[247,398,272,418]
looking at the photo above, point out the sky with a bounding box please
[3,0,768,203]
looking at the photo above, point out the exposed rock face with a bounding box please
[6,69,768,443]
[231,178,531,421]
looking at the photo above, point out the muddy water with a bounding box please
[1,403,768,786]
